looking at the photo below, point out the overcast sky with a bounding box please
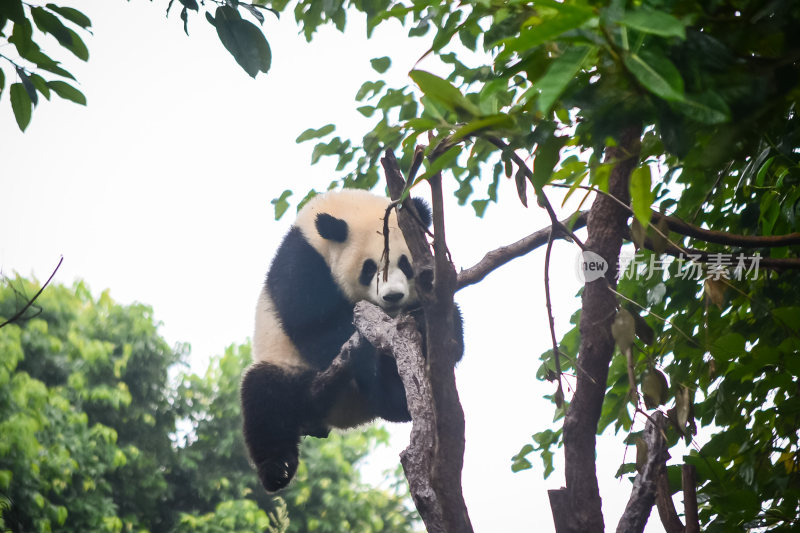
[0,3,663,531]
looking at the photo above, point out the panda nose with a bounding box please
[382,292,405,304]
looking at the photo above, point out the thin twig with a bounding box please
[543,227,565,398]
[0,256,63,329]
[486,136,587,250]
[550,182,800,248]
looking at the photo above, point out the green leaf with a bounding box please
[511,456,532,472]
[615,462,636,478]
[271,190,292,220]
[409,69,480,117]
[29,73,50,100]
[629,165,654,228]
[451,114,514,143]
[471,199,489,217]
[20,48,75,79]
[240,4,266,25]
[404,117,439,131]
[536,45,594,113]
[212,6,271,78]
[47,80,86,104]
[30,8,89,61]
[356,105,374,117]
[623,51,685,102]
[16,68,38,106]
[642,370,669,409]
[9,17,35,57]
[679,91,731,125]
[507,2,596,52]
[759,191,781,236]
[710,332,745,362]
[370,56,391,73]
[515,166,528,207]
[355,80,385,101]
[0,0,25,24]
[45,4,91,28]
[531,133,567,189]
[296,124,335,143]
[10,83,33,131]
[416,144,463,183]
[31,7,73,49]
[612,309,636,352]
[63,28,89,60]
[619,9,686,40]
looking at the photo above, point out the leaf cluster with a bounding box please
[1,0,280,132]
[0,0,90,131]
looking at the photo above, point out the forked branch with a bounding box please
[381,149,473,533]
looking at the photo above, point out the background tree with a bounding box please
[0,277,418,532]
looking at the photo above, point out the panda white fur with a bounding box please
[241,189,463,492]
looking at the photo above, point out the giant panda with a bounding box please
[241,189,463,492]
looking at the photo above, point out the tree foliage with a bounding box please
[259,0,800,530]
[0,0,275,131]
[0,0,91,130]
[0,278,418,533]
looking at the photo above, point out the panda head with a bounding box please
[295,189,431,314]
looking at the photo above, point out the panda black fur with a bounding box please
[241,189,464,492]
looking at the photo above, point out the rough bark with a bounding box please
[616,412,668,533]
[655,462,684,533]
[353,302,445,533]
[381,150,473,533]
[556,125,642,533]
[682,464,700,533]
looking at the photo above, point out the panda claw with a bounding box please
[257,452,299,492]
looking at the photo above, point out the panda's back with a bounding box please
[252,288,308,369]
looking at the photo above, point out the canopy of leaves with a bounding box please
[0,277,418,533]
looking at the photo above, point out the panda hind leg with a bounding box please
[352,350,410,423]
[241,362,314,492]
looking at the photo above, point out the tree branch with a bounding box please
[616,412,668,533]
[552,183,800,249]
[653,211,800,248]
[0,256,63,329]
[649,235,800,271]
[381,149,473,533]
[456,205,798,297]
[557,124,642,533]
[682,464,700,533]
[426,171,473,533]
[655,462,684,533]
[457,212,588,290]
[352,302,445,533]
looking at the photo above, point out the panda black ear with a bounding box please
[411,197,432,228]
[316,213,349,242]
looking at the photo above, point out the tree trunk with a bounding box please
[553,125,642,532]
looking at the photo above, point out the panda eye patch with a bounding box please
[398,254,414,279]
[359,259,378,286]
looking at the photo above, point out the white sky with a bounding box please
[0,3,663,531]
